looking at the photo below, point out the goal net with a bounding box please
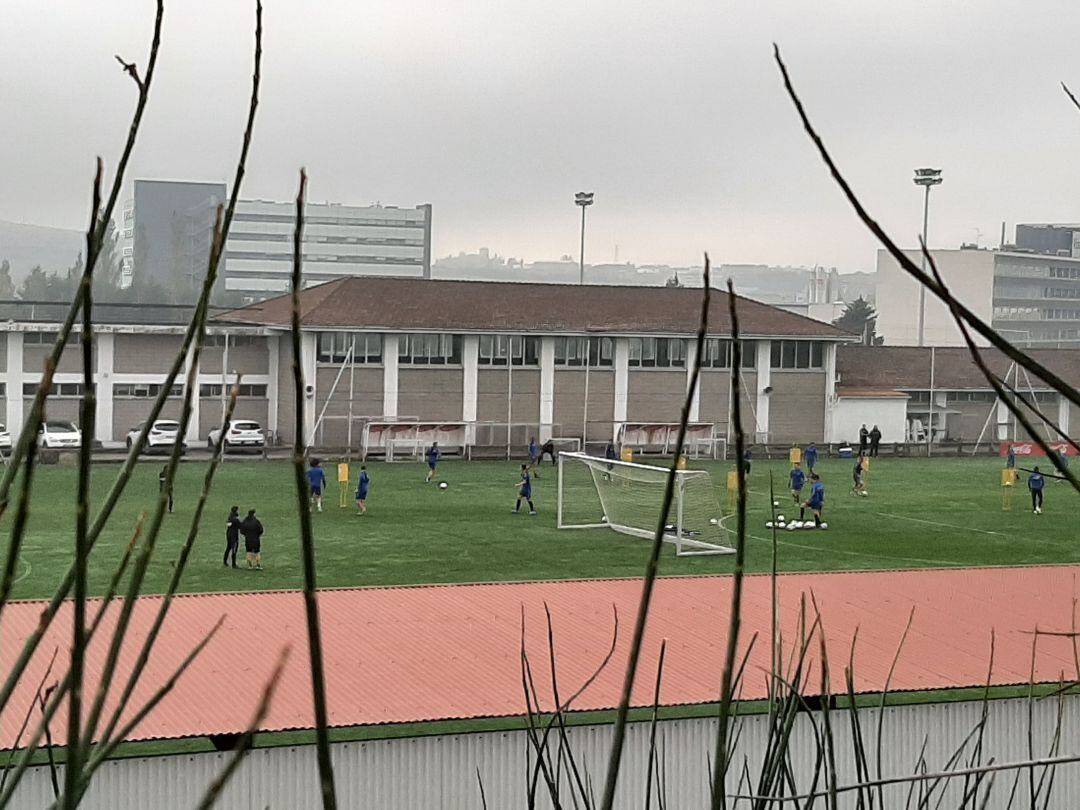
[556,452,734,556]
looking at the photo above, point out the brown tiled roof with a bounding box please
[3,567,1077,746]
[216,277,854,339]
[837,345,1080,390]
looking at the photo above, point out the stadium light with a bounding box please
[574,192,594,285]
[913,168,943,347]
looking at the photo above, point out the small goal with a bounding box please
[556,451,734,556]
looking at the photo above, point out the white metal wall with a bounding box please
[13,695,1080,808]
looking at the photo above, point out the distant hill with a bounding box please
[0,220,84,281]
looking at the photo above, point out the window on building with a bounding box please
[204,334,263,348]
[906,391,930,403]
[23,332,75,345]
[398,334,463,365]
[198,383,268,398]
[700,339,758,369]
[553,337,614,367]
[23,382,84,397]
[770,340,824,370]
[477,335,540,366]
[627,337,686,368]
[114,383,184,398]
[316,332,383,364]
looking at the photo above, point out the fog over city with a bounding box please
[4,1,1080,274]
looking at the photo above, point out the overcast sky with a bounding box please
[3,1,1080,272]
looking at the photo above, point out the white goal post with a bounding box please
[556,451,734,556]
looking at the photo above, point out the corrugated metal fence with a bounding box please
[13,695,1080,808]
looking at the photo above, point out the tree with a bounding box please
[19,265,50,300]
[833,296,881,345]
[0,259,14,299]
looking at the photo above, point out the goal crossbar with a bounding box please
[557,451,734,556]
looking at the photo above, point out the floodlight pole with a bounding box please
[575,191,594,285]
[913,168,943,347]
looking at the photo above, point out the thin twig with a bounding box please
[0,647,57,796]
[598,254,712,810]
[644,640,667,810]
[290,168,339,809]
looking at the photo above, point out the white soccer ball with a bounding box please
[601,515,608,523]
[777,522,786,529]
[789,520,800,529]
[786,523,796,531]
[802,522,815,530]
[439,481,448,490]
[860,491,869,497]
[773,500,780,507]
[765,521,774,529]
[709,518,719,526]
[776,515,785,522]
[820,522,828,530]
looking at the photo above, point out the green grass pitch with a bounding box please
[1,454,1074,601]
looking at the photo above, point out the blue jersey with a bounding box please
[426,446,440,465]
[306,467,326,491]
[519,471,532,497]
[805,447,818,467]
[808,481,825,508]
[1029,473,1045,492]
[529,440,538,460]
[1006,448,1016,468]
[789,468,806,491]
[357,470,369,497]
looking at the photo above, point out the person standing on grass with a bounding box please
[539,438,557,465]
[425,441,441,483]
[241,508,264,569]
[789,461,806,506]
[224,506,241,568]
[805,442,819,473]
[851,454,867,497]
[1006,444,1016,469]
[355,465,370,515]
[1029,466,1045,514]
[1057,448,1069,482]
[158,465,173,514]
[306,458,326,513]
[858,424,869,455]
[513,463,536,515]
[743,447,752,476]
[800,473,826,528]
[528,436,541,478]
[869,425,882,457]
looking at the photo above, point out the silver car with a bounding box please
[126,419,186,452]
[208,419,265,450]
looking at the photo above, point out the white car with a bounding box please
[0,424,10,455]
[208,420,265,450]
[126,420,186,452]
[38,421,81,449]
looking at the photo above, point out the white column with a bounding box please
[95,332,115,443]
[823,342,837,443]
[539,338,555,441]
[382,335,399,418]
[995,398,1009,441]
[6,332,23,435]
[755,340,772,441]
[613,338,629,440]
[686,339,700,421]
[184,343,201,444]
[301,332,317,444]
[462,336,479,445]
[266,334,280,442]
[1058,393,1070,439]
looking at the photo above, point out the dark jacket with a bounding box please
[226,514,241,544]
[240,515,264,551]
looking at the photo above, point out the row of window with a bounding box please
[21,333,259,347]
[1048,266,1080,279]
[770,340,825,370]
[21,382,269,399]
[907,390,1057,403]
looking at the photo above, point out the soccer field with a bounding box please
[1,454,1074,601]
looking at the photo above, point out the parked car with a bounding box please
[0,424,10,455]
[126,420,186,452]
[208,420,265,450]
[38,421,81,449]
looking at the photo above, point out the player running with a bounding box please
[805,442,819,473]
[789,461,806,505]
[1029,466,1045,514]
[851,455,867,497]
[306,458,327,512]
[425,441,440,483]
[800,473,826,528]
[513,463,537,515]
[355,465,370,515]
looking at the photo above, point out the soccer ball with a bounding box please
[786,523,796,531]
[802,522,815,530]
[601,515,608,523]
[820,522,828,530]
[776,515,785,522]
[773,500,780,507]
[860,491,868,497]
[709,518,719,526]
[777,521,786,529]
[439,481,448,490]
[765,521,774,529]
[790,521,801,529]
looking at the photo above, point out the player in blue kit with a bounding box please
[513,463,536,515]
[425,441,441,483]
[306,458,327,513]
[1029,466,1045,514]
[789,461,806,506]
[800,473,826,528]
[355,465,370,515]
[804,442,819,472]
